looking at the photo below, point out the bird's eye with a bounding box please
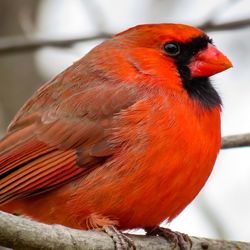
[163,42,180,56]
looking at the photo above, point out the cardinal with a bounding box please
[0,23,232,250]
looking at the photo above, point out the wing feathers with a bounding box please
[0,138,53,176]
[0,83,141,204]
[0,150,80,204]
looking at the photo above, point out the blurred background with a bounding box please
[0,0,249,242]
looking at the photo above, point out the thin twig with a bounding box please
[198,0,238,31]
[221,133,250,149]
[0,211,249,250]
[0,17,250,55]
[0,33,112,55]
[198,0,250,32]
[81,0,107,31]
[197,196,228,238]
[199,18,250,32]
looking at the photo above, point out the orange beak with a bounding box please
[189,44,232,78]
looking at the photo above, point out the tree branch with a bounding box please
[0,17,250,55]
[221,133,250,149]
[0,211,249,250]
[0,33,112,55]
[197,0,250,32]
[199,18,250,32]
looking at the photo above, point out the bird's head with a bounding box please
[91,23,232,109]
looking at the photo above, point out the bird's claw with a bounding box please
[103,225,136,250]
[145,226,192,250]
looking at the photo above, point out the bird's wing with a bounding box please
[0,80,140,204]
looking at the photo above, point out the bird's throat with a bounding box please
[177,64,222,109]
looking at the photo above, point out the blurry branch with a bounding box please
[199,0,238,32]
[19,7,35,36]
[198,0,250,32]
[199,18,250,32]
[81,0,107,31]
[221,133,250,149]
[0,33,111,55]
[0,211,250,250]
[198,196,228,239]
[0,17,250,55]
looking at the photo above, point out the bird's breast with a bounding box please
[71,94,221,229]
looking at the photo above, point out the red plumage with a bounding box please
[0,24,232,231]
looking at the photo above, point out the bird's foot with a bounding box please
[145,226,192,250]
[103,225,136,250]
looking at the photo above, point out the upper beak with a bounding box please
[189,43,233,78]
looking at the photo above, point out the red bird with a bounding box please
[0,24,231,249]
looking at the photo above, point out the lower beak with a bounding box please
[189,44,233,78]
